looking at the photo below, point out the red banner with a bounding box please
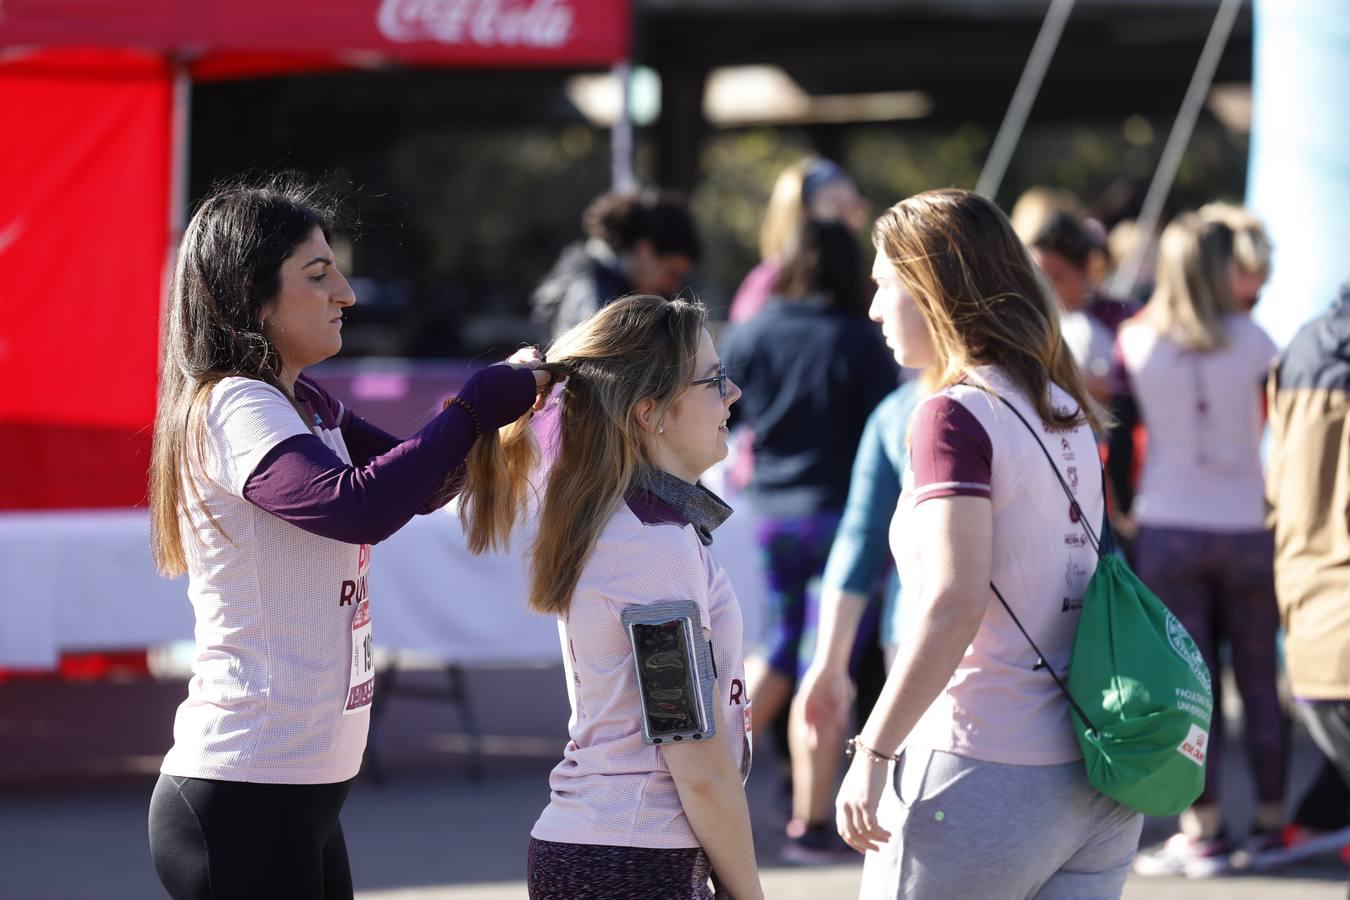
[0,52,171,508]
[0,0,630,74]
[0,1,628,510]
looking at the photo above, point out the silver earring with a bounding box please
[657,426,664,433]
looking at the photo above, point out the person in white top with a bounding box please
[1027,210,1137,403]
[145,181,546,900]
[834,190,1142,899]
[1111,214,1287,877]
[459,295,763,900]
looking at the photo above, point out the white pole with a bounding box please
[975,0,1077,202]
[170,58,191,237]
[159,57,191,358]
[610,60,636,192]
[1108,0,1244,298]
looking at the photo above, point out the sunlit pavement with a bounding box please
[1,670,1345,899]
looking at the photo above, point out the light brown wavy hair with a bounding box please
[460,295,706,615]
[873,188,1107,433]
[1144,213,1235,352]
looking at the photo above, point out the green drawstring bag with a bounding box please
[992,396,1212,817]
[1064,551,1213,815]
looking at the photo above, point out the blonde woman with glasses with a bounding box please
[461,295,763,900]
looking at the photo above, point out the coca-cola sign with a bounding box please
[378,0,576,48]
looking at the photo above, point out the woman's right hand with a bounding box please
[798,662,853,750]
[836,750,892,854]
[504,345,552,410]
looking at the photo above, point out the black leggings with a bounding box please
[148,774,354,900]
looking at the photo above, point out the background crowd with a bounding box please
[525,157,1350,884]
[7,2,1350,897]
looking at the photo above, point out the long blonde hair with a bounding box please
[759,158,817,261]
[873,189,1107,433]
[1144,214,1234,352]
[460,295,706,615]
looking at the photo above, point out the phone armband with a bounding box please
[621,600,717,745]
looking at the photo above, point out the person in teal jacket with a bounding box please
[785,376,926,863]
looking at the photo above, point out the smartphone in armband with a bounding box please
[621,600,718,745]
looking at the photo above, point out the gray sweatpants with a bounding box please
[860,748,1142,900]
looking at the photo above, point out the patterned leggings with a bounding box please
[1134,526,1289,806]
[752,511,844,680]
[527,838,712,899]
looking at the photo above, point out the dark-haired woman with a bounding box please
[146,183,546,900]
[530,189,702,340]
[721,220,898,860]
[1028,211,1136,402]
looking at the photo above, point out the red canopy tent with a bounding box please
[0,0,630,510]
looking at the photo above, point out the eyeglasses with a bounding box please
[689,364,729,399]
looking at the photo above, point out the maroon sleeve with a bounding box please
[335,411,461,514]
[1106,336,1134,401]
[338,411,400,467]
[242,364,536,544]
[296,374,402,465]
[909,395,993,505]
[1106,337,1140,515]
[299,373,468,515]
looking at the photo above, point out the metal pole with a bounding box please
[975,0,1077,202]
[159,57,191,361]
[1108,0,1244,298]
[610,60,636,192]
[170,58,191,237]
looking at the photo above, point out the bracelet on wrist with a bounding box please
[443,395,483,437]
[845,736,900,764]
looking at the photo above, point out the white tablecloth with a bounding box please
[0,504,767,669]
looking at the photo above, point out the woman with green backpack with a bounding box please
[835,189,1162,899]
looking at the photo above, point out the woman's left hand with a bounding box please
[835,751,893,854]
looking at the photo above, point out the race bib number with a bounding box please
[344,599,374,715]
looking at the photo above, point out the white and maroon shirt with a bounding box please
[893,366,1102,765]
[161,377,373,784]
[531,488,750,849]
[1113,314,1276,531]
[160,366,536,784]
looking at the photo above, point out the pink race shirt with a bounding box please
[1114,314,1276,531]
[892,367,1102,765]
[530,493,750,849]
[161,377,372,784]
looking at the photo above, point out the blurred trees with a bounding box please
[689,117,1247,316]
[191,69,1251,357]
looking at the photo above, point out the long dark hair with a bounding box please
[149,178,333,576]
[774,219,868,315]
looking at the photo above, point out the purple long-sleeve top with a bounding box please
[241,364,537,545]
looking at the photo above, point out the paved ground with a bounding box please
[2,667,1346,899]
